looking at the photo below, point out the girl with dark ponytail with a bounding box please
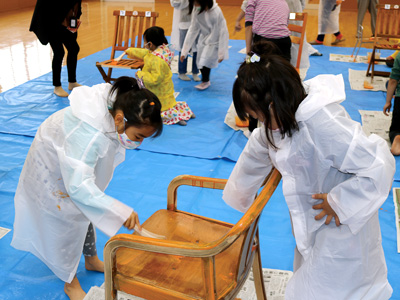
[11,76,163,299]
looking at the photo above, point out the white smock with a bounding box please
[11,83,133,283]
[318,0,340,34]
[170,0,191,52]
[223,74,394,300]
[181,0,229,69]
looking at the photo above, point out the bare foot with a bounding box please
[85,255,104,273]
[68,82,82,90]
[54,86,69,97]
[391,135,400,156]
[64,277,86,300]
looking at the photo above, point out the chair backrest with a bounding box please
[288,12,308,72]
[228,169,281,283]
[110,10,159,59]
[375,4,400,39]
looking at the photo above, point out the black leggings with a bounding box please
[200,67,211,82]
[317,32,341,42]
[390,96,400,143]
[48,25,80,86]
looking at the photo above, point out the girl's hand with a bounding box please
[383,101,392,116]
[218,58,223,63]
[312,193,341,226]
[114,52,126,62]
[123,211,142,231]
[180,55,186,63]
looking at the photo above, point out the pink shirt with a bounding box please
[245,0,290,39]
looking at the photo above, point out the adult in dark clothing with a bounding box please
[30,0,82,97]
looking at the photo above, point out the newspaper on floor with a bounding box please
[393,188,400,253]
[84,268,292,300]
[0,227,11,239]
[359,110,391,147]
[348,69,389,91]
[330,53,385,65]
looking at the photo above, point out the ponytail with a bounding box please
[109,76,163,137]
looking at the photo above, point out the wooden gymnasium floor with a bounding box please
[0,0,374,94]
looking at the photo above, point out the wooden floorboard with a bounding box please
[0,0,375,93]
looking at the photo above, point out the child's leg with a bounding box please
[390,96,400,155]
[82,223,104,272]
[64,276,86,300]
[192,52,201,81]
[200,67,211,83]
[178,29,191,81]
[331,31,346,45]
[310,34,325,45]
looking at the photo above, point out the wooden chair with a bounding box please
[96,10,158,83]
[288,12,308,73]
[104,168,282,300]
[366,4,400,80]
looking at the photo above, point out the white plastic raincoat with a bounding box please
[223,74,394,299]
[170,0,191,52]
[11,83,133,283]
[181,0,229,69]
[318,0,340,34]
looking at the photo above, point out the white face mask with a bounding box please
[116,131,142,149]
[116,117,142,150]
[195,6,201,12]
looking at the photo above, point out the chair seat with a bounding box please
[114,209,244,300]
[96,59,144,70]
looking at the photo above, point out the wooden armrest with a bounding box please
[167,175,227,211]
[105,233,237,258]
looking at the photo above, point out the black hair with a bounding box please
[188,0,213,14]
[143,26,168,47]
[109,76,163,137]
[232,41,306,149]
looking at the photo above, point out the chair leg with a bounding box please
[96,64,111,83]
[252,233,267,300]
[370,48,376,81]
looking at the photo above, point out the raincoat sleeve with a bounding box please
[136,55,164,86]
[126,47,149,60]
[170,0,189,10]
[181,13,201,58]
[318,107,395,235]
[217,12,229,61]
[223,126,273,212]
[57,128,133,237]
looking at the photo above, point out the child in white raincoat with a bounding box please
[122,26,195,126]
[11,76,163,300]
[223,41,394,300]
[180,0,229,90]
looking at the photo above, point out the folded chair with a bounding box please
[288,12,308,73]
[104,168,282,300]
[366,4,400,80]
[96,10,158,83]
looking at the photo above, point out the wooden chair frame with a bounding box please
[96,10,158,83]
[288,12,308,73]
[104,169,282,300]
[366,4,400,80]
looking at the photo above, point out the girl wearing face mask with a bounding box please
[180,0,229,90]
[120,26,195,126]
[11,76,162,300]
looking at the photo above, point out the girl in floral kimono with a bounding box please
[124,26,195,126]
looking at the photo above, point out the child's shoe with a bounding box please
[192,73,201,82]
[54,86,69,97]
[195,81,211,90]
[178,74,191,81]
[191,113,196,119]
[309,40,323,45]
[68,82,82,90]
[331,36,346,45]
[178,120,187,126]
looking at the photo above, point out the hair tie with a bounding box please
[246,52,260,64]
[135,72,146,89]
[149,102,155,106]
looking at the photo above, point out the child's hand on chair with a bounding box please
[124,211,142,231]
[114,52,126,62]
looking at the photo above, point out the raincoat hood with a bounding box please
[296,74,346,122]
[152,44,174,67]
[68,83,115,133]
